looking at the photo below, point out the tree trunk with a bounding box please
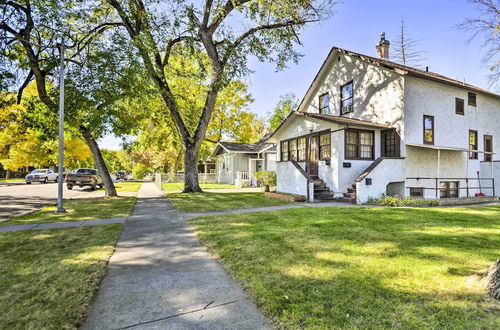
[6,169,11,179]
[183,143,202,193]
[80,126,117,197]
[173,149,183,174]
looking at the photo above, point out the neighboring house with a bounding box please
[269,33,500,204]
[213,142,277,186]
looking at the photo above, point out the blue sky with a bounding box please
[99,0,492,149]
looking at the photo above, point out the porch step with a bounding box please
[313,178,335,202]
[343,192,356,198]
[336,197,357,204]
[347,187,356,193]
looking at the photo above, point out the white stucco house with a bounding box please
[213,141,277,186]
[269,34,500,204]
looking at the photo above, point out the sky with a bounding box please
[99,0,493,150]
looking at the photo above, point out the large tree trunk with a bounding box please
[183,143,202,193]
[80,125,117,197]
[5,169,11,179]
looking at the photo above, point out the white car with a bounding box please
[25,169,59,184]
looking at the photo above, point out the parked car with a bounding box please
[65,168,103,190]
[115,171,128,181]
[25,169,58,184]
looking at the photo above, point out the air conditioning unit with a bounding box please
[341,105,353,114]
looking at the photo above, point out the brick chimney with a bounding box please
[376,32,390,59]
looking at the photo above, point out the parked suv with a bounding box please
[115,171,128,181]
[25,169,59,184]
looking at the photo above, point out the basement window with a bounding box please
[409,188,424,198]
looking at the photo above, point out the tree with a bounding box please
[104,0,335,192]
[0,0,131,197]
[391,17,427,67]
[461,0,500,87]
[268,92,299,131]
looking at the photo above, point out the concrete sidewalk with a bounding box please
[84,182,271,329]
[0,217,125,232]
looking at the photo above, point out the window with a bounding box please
[468,92,476,106]
[340,81,353,114]
[469,130,478,159]
[410,188,424,197]
[319,132,331,160]
[440,181,459,198]
[280,141,289,161]
[345,129,374,160]
[297,138,306,161]
[455,98,464,115]
[289,139,297,160]
[381,129,400,157]
[319,93,330,114]
[423,115,434,145]
[484,135,493,162]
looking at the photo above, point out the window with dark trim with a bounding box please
[319,93,330,115]
[423,115,434,145]
[455,98,464,115]
[468,92,477,106]
[280,141,289,162]
[409,188,424,197]
[340,81,353,115]
[289,139,297,161]
[469,130,478,159]
[484,135,493,162]
[440,181,459,198]
[381,129,401,157]
[345,129,374,160]
[298,137,306,161]
[319,132,331,160]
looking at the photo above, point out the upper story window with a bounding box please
[455,98,464,115]
[469,130,478,159]
[340,81,353,115]
[280,141,289,162]
[319,93,330,114]
[319,132,331,160]
[345,129,374,160]
[423,115,434,145]
[468,92,477,106]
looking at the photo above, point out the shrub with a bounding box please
[255,171,277,187]
[132,163,152,180]
[366,194,438,207]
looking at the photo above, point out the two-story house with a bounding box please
[269,33,500,204]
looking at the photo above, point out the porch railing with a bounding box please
[237,171,250,180]
[406,177,495,199]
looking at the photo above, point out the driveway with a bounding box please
[0,182,104,221]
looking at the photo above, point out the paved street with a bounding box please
[0,182,104,221]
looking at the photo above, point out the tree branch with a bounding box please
[16,69,33,104]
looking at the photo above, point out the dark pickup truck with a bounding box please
[66,168,103,190]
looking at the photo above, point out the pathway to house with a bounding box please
[84,182,271,330]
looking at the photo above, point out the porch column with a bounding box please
[436,149,441,199]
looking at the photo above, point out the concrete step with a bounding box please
[347,187,356,193]
[315,192,335,199]
[343,192,356,198]
[314,187,330,193]
[336,197,357,204]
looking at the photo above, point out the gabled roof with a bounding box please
[213,141,276,156]
[297,46,500,113]
[268,112,390,139]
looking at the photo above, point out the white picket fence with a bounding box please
[155,172,217,190]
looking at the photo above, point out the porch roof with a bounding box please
[269,112,390,140]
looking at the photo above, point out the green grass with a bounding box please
[167,192,290,212]
[162,182,236,190]
[0,224,122,329]
[98,181,143,193]
[3,197,136,225]
[0,178,24,182]
[190,205,500,329]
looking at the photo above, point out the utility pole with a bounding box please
[56,39,66,213]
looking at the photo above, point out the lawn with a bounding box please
[0,178,24,182]
[190,205,500,329]
[0,224,122,329]
[3,197,136,225]
[98,181,143,193]
[162,182,236,190]
[167,192,290,212]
